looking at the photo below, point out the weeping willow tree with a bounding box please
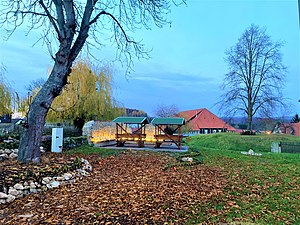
[0,74,12,115]
[47,60,124,127]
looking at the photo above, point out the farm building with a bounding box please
[178,108,236,134]
[273,122,300,137]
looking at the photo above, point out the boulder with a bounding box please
[14,183,24,190]
[4,149,12,154]
[8,188,20,196]
[63,173,73,181]
[83,164,93,172]
[0,154,9,160]
[29,188,38,194]
[0,192,8,199]
[6,194,16,203]
[9,153,18,159]
[248,149,254,155]
[42,177,52,184]
[47,181,60,189]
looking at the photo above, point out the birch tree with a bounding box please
[1,0,185,163]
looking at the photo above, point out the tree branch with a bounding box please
[38,0,62,40]
[90,10,136,44]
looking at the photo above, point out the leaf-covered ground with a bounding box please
[0,151,228,224]
[1,141,299,224]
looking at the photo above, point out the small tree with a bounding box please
[1,0,185,163]
[154,104,179,118]
[219,24,287,130]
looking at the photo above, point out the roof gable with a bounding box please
[151,117,185,125]
[112,117,149,124]
[178,108,236,131]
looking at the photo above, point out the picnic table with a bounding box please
[113,117,149,148]
[151,117,185,149]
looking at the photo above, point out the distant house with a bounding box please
[178,108,236,134]
[273,122,300,137]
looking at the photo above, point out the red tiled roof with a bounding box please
[178,108,236,131]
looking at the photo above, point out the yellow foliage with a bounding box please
[0,78,12,115]
[47,59,124,123]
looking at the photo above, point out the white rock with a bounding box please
[40,147,45,153]
[14,183,24,190]
[0,192,8,199]
[9,153,18,159]
[17,214,33,218]
[23,190,30,195]
[0,150,4,154]
[8,188,20,196]
[0,199,6,204]
[29,188,38,194]
[42,177,52,184]
[182,157,193,162]
[83,164,93,172]
[29,182,36,189]
[6,194,15,203]
[0,154,8,159]
[63,173,73,181]
[4,149,12,154]
[81,158,88,164]
[12,149,18,153]
[49,181,60,188]
[248,149,255,155]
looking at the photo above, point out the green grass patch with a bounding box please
[65,144,124,157]
[185,133,300,224]
[188,132,300,152]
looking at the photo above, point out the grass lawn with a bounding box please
[185,133,300,224]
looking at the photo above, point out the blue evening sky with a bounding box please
[0,0,299,117]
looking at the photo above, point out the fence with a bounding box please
[271,142,300,153]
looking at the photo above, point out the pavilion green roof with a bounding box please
[112,117,149,124]
[151,117,185,125]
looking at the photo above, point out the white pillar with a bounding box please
[51,128,63,153]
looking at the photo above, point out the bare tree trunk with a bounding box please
[18,62,70,163]
[247,114,253,131]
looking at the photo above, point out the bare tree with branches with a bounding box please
[1,0,185,163]
[154,104,179,118]
[219,24,287,130]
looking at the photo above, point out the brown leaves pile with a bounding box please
[0,151,228,224]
